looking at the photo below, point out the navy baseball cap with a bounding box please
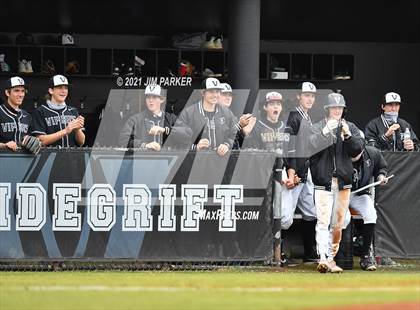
[49,74,72,88]
[5,76,27,90]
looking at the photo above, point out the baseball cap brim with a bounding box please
[145,93,165,98]
[49,82,72,88]
[384,100,403,105]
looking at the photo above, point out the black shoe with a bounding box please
[360,255,377,271]
[280,253,289,267]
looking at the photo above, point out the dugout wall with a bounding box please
[0,149,419,261]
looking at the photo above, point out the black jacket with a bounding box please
[309,119,364,191]
[243,117,292,181]
[118,109,178,148]
[352,145,388,195]
[285,107,313,183]
[173,101,238,149]
[31,103,80,147]
[365,114,419,151]
[0,103,32,144]
[244,118,291,151]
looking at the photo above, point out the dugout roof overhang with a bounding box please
[1,0,419,43]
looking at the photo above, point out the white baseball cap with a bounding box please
[203,77,223,90]
[301,82,316,93]
[384,92,402,104]
[145,84,164,97]
[5,76,26,89]
[220,83,232,93]
[265,91,283,102]
[50,74,70,87]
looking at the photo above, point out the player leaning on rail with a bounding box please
[0,76,41,154]
[31,75,85,148]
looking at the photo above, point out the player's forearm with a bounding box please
[75,129,85,146]
[0,142,7,149]
[37,129,68,146]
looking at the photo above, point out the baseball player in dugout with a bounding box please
[242,91,292,265]
[281,82,318,265]
[31,74,85,147]
[308,93,364,273]
[365,92,419,151]
[342,143,388,271]
[173,78,237,156]
[118,84,178,150]
[218,82,256,149]
[0,77,41,154]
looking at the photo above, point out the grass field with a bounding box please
[1,262,419,310]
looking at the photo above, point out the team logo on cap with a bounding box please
[220,83,232,93]
[17,78,24,85]
[385,92,401,104]
[333,95,341,104]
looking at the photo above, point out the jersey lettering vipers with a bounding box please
[0,104,31,144]
[31,103,80,147]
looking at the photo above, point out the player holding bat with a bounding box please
[308,92,364,273]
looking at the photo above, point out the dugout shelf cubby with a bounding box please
[0,44,354,82]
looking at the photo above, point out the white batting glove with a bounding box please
[322,119,339,136]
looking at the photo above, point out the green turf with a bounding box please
[1,266,419,310]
